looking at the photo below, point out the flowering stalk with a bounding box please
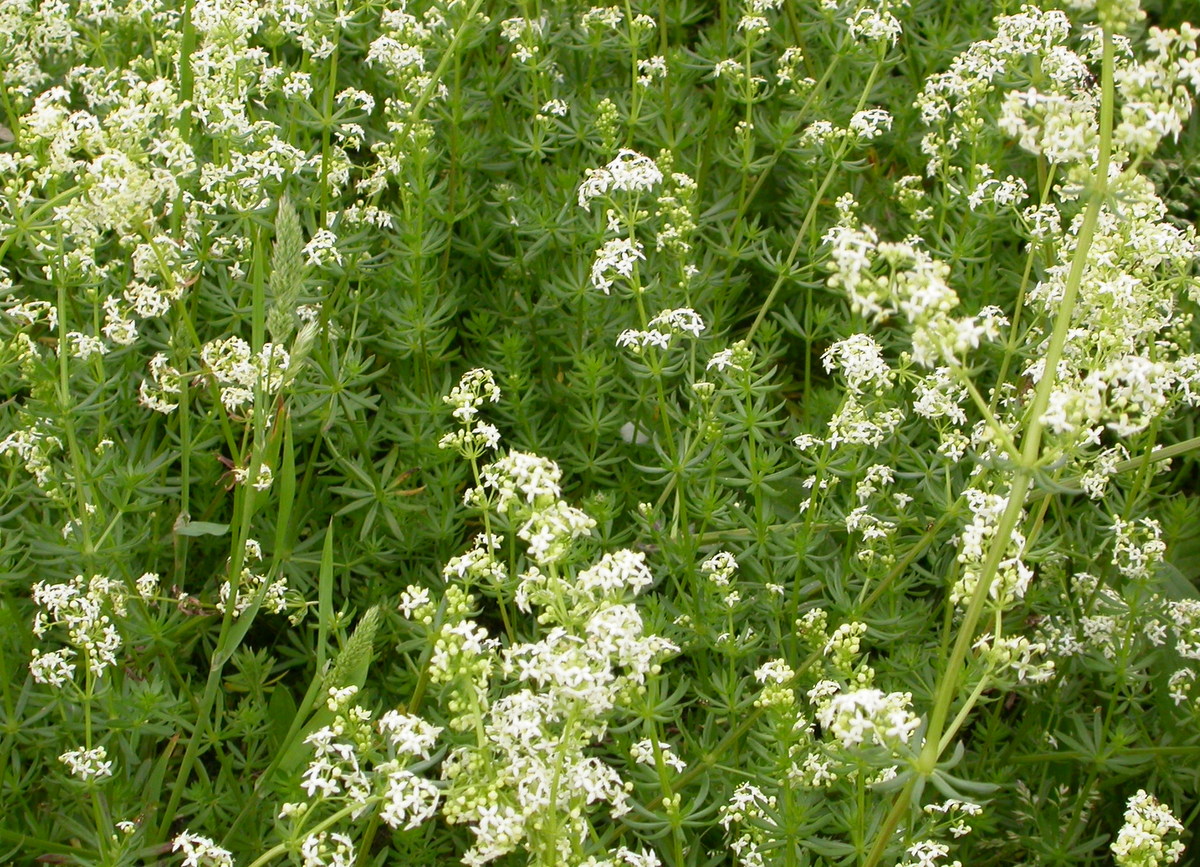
[860,20,1123,867]
[919,22,1117,777]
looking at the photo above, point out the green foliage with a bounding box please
[2,0,1200,866]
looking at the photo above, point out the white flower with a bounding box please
[443,368,501,424]
[629,739,687,772]
[902,840,952,867]
[1112,790,1185,867]
[300,831,355,867]
[822,334,892,393]
[173,831,235,867]
[578,150,663,209]
[65,331,107,360]
[399,585,432,619]
[303,228,342,267]
[813,687,921,750]
[848,6,903,46]
[59,745,113,781]
[616,328,671,351]
[378,769,441,829]
[378,711,442,759]
[581,6,623,30]
[707,349,740,372]
[30,648,76,686]
[136,572,160,599]
[590,237,645,294]
[701,551,738,586]
[648,307,705,336]
[850,108,893,141]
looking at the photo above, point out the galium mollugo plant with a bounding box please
[4,0,1200,865]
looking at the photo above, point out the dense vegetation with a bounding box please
[3,0,1200,864]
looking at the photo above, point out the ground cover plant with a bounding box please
[4,0,1200,863]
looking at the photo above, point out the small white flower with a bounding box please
[590,237,645,294]
[59,745,113,781]
[173,831,235,867]
[578,150,663,209]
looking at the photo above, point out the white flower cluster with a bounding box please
[425,587,499,711]
[923,8,1200,176]
[1168,668,1196,709]
[366,5,432,76]
[499,15,548,64]
[731,0,782,37]
[654,171,699,253]
[719,782,777,867]
[912,368,969,426]
[280,687,442,850]
[817,330,910,453]
[630,739,687,772]
[471,449,564,513]
[824,622,868,676]
[427,371,678,865]
[753,658,796,708]
[997,84,1097,165]
[823,213,1007,367]
[590,236,646,295]
[443,533,508,586]
[580,5,623,31]
[578,149,664,210]
[1110,518,1166,583]
[216,538,289,618]
[1167,599,1200,661]
[966,167,1028,211]
[898,840,960,867]
[0,416,63,492]
[31,573,127,679]
[439,368,502,457]
[139,353,183,414]
[299,832,355,867]
[637,56,667,87]
[58,745,114,782]
[1035,567,1196,667]
[847,0,907,48]
[822,334,893,394]
[1111,790,1185,867]
[294,686,444,826]
[579,150,665,295]
[1111,25,1200,154]
[923,798,984,838]
[849,107,893,141]
[360,0,452,178]
[972,633,1055,684]
[437,565,676,864]
[917,7,1075,174]
[1022,174,1200,448]
[199,336,291,416]
[701,551,739,587]
[810,683,922,751]
[950,486,1032,611]
[616,307,706,353]
[172,831,234,867]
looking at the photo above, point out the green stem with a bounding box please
[919,21,1116,780]
[860,777,916,867]
[243,801,363,867]
[746,58,885,341]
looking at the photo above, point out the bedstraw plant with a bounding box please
[3,0,1200,864]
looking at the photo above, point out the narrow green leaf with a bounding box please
[174,520,230,537]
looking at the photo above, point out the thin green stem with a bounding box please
[746,58,885,341]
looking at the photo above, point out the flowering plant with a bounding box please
[2,0,1200,864]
